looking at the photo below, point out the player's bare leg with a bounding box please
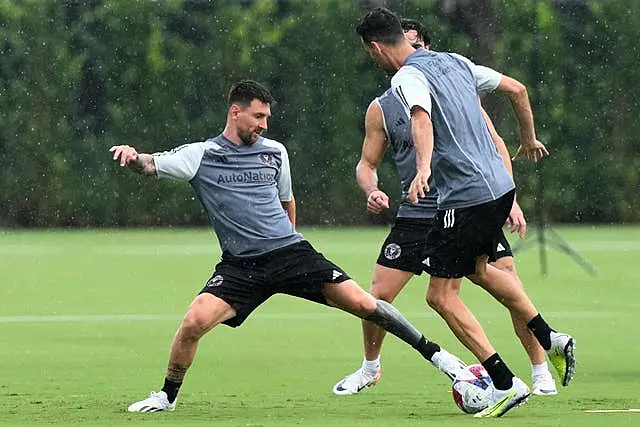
[490,257,557,395]
[426,275,496,361]
[491,257,544,364]
[468,261,538,324]
[127,294,236,412]
[167,294,236,381]
[325,279,466,395]
[469,259,575,388]
[344,266,411,393]
[363,265,413,361]
[426,268,530,417]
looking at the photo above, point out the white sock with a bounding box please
[430,349,447,367]
[431,350,469,380]
[362,357,381,375]
[431,350,454,372]
[532,362,549,377]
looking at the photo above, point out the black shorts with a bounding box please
[376,218,433,275]
[495,231,513,259]
[199,240,350,327]
[422,189,515,279]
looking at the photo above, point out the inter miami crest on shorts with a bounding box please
[206,275,224,287]
[384,243,401,260]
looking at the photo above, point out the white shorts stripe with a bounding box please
[444,209,455,228]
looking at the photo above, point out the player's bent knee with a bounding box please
[337,298,377,318]
[356,294,378,316]
[467,272,485,288]
[494,261,516,276]
[344,292,378,317]
[369,266,411,302]
[326,280,378,316]
[425,292,442,311]
[178,315,209,340]
[425,290,453,314]
[369,283,396,302]
[180,294,231,338]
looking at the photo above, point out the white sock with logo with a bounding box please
[532,361,549,377]
[362,357,381,376]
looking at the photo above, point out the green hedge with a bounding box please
[0,0,637,226]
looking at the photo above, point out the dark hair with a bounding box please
[400,18,431,47]
[228,80,274,107]
[356,7,405,45]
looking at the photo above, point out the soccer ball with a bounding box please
[451,364,493,414]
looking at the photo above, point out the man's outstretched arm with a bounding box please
[110,145,157,176]
[495,75,549,163]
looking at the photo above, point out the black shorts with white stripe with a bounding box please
[421,189,515,278]
[495,231,514,259]
[199,240,350,327]
[376,217,433,275]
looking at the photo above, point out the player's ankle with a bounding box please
[531,361,549,377]
[362,357,381,375]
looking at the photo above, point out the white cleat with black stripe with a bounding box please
[333,367,382,395]
[127,391,176,413]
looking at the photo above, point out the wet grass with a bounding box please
[1,226,639,426]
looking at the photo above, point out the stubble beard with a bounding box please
[239,129,261,145]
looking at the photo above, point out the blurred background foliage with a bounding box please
[0,0,637,227]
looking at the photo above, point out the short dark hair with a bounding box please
[400,18,431,47]
[356,7,405,45]
[228,80,274,107]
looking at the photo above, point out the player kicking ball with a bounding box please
[335,18,563,399]
[111,80,470,413]
[356,8,576,418]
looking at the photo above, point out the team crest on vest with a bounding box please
[259,153,277,167]
[206,275,224,287]
[384,243,401,260]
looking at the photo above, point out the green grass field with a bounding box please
[1,226,639,426]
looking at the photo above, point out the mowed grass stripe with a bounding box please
[0,309,630,323]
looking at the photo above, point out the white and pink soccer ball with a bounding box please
[452,364,493,414]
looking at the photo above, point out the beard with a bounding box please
[238,128,262,145]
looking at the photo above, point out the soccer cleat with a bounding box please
[532,372,558,396]
[473,377,530,418]
[127,391,176,413]
[332,367,382,395]
[547,332,576,387]
[431,350,469,382]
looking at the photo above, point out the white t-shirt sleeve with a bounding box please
[275,143,293,202]
[152,142,206,181]
[391,65,432,116]
[472,65,502,97]
[450,52,502,98]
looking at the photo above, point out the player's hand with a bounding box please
[506,200,527,239]
[367,190,389,214]
[109,145,138,167]
[512,139,549,163]
[408,168,430,204]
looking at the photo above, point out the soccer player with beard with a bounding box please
[111,80,469,413]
